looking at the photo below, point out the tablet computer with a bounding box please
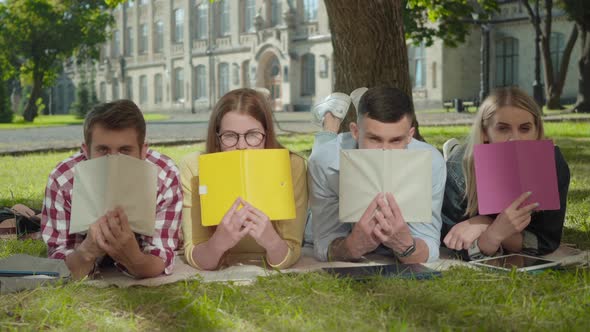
[469,254,560,272]
[323,263,441,281]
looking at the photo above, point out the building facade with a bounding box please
[50,0,580,114]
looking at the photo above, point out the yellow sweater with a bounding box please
[180,151,308,269]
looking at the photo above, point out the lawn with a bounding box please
[1,123,589,331]
[0,113,169,130]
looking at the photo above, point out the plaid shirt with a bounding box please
[41,149,183,275]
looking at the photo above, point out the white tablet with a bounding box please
[469,253,560,272]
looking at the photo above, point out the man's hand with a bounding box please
[372,193,414,254]
[95,208,143,269]
[210,198,253,253]
[342,194,381,259]
[444,216,493,250]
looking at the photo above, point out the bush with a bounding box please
[0,79,13,123]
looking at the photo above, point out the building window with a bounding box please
[154,21,164,53]
[174,68,184,102]
[139,0,148,5]
[304,0,318,22]
[139,75,148,104]
[495,37,519,87]
[139,24,148,54]
[232,63,240,86]
[99,82,106,101]
[319,55,329,78]
[174,8,184,43]
[127,0,134,8]
[112,79,119,100]
[242,0,256,33]
[112,30,120,57]
[301,53,315,96]
[197,3,208,40]
[408,42,426,88]
[154,73,163,104]
[126,77,133,101]
[242,60,250,88]
[219,0,230,36]
[195,65,207,99]
[219,62,229,97]
[125,27,134,56]
[270,0,282,27]
[550,32,565,77]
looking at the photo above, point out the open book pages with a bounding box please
[198,149,296,226]
[70,154,158,236]
[339,149,432,223]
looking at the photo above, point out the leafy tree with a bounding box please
[0,77,12,123]
[561,0,590,113]
[0,0,114,122]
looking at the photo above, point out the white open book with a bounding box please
[338,149,432,223]
[69,154,158,236]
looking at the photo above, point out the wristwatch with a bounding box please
[392,238,416,257]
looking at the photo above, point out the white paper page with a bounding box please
[70,157,108,234]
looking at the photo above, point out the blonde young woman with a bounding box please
[179,88,308,270]
[441,87,570,259]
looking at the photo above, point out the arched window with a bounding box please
[219,63,229,96]
[495,37,519,87]
[154,21,164,53]
[139,75,148,104]
[197,3,208,40]
[408,42,426,88]
[232,63,240,85]
[242,0,256,32]
[154,73,163,104]
[139,24,148,54]
[301,53,315,96]
[174,68,184,101]
[174,8,184,43]
[304,0,318,22]
[195,65,207,99]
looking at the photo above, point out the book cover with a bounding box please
[198,149,296,226]
[339,149,432,223]
[70,154,158,236]
[473,139,560,215]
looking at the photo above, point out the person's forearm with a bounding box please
[501,232,523,253]
[328,237,362,262]
[396,238,429,264]
[192,237,227,270]
[65,248,97,280]
[122,253,166,278]
[477,228,503,256]
[264,237,289,267]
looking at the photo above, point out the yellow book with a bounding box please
[198,149,296,226]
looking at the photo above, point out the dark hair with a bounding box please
[83,100,146,148]
[205,88,283,153]
[357,86,415,123]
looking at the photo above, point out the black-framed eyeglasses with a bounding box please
[217,130,266,148]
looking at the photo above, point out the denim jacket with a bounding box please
[441,144,570,258]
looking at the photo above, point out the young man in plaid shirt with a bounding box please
[41,100,183,279]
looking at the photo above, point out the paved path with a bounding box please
[0,111,588,155]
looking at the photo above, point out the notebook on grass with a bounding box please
[198,149,295,226]
[339,149,432,223]
[323,263,441,280]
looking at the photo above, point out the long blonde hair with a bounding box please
[463,87,545,217]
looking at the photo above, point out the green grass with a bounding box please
[1,123,589,330]
[0,113,169,130]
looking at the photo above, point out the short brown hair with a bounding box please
[206,88,283,153]
[83,100,146,148]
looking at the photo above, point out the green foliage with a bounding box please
[0,0,117,121]
[560,0,590,29]
[404,0,500,47]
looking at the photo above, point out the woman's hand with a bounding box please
[242,202,282,250]
[210,198,252,252]
[488,192,538,243]
[443,216,493,250]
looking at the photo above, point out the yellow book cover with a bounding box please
[198,149,296,226]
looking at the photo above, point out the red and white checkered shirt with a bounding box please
[41,149,183,275]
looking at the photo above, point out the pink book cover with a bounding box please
[473,140,560,215]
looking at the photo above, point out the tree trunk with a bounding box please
[23,71,44,122]
[324,0,423,141]
[574,28,590,113]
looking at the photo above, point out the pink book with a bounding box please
[473,140,560,215]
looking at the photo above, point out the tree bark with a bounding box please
[23,70,44,122]
[324,0,422,140]
[574,28,590,113]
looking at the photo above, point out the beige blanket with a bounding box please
[85,245,590,289]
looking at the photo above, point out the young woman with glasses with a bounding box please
[179,88,308,270]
